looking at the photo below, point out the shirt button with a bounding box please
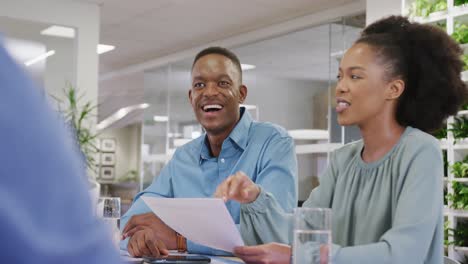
[220,158,225,163]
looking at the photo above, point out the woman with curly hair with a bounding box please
[214,15,467,263]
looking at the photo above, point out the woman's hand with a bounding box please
[234,243,291,264]
[214,171,260,204]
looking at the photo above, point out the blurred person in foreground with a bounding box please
[0,39,121,264]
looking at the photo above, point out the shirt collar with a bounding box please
[198,107,252,162]
[228,107,251,150]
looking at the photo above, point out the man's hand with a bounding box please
[234,243,292,264]
[122,212,177,250]
[214,171,260,204]
[127,229,169,257]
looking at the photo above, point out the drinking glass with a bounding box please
[292,207,331,264]
[97,197,121,248]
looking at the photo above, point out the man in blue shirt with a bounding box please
[120,47,297,257]
[0,40,121,263]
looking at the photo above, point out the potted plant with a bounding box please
[446,182,468,210]
[432,125,447,139]
[452,23,468,45]
[445,220,468,251]
[450,154,468,178]
[449,116,468,144]
[51,83,101,205]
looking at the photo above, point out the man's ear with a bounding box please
[386,79,405,100]
[188,89,192,102]
[239,85,247,103]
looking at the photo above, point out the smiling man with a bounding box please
[120,47,297,257]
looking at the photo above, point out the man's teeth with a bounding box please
[338,102,350,107]
[203,104,223,111]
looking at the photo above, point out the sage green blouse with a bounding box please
[240,126,443,264]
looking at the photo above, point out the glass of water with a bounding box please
[292,207,331,264]
[96,197,121,248]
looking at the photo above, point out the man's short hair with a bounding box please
[192,46,242,82]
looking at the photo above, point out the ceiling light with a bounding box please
[115,108,128,119]
[41,26,75,38]
[241,64,256,71]
[24,50,55,66]
[97,44,115,55]
[154,116,169,122]
[139,103,150,109]
[97,103,149,131]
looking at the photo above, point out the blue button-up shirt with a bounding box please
[120,108,298,255]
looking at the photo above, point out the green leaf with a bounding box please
[409,0,447,17]
[449,116,468,143]
[455,0,468,6]
[452,23,468,44]
[51,83,99,179]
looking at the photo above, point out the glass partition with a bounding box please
[329,15,365,144]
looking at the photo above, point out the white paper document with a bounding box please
[142,197,244,252]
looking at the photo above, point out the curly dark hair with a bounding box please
[192,46,243,82]
[356,15,468,132]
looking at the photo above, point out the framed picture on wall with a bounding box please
[101,138,116,152]
[100,166,115,180]
[101,153,116,166]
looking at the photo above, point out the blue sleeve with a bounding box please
[238,135,297,246]
[256,135,298,212]
[0,42,120,263]
[119,157,175,250]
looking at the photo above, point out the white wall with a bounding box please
[43,37,75,100]
[98,124,141,180]
[366,0,404,25]
[244,73,328,129]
